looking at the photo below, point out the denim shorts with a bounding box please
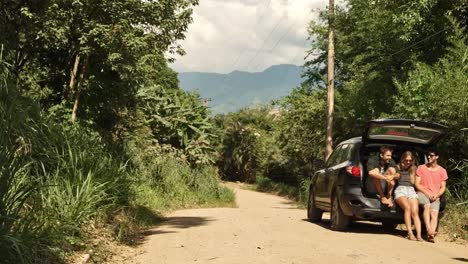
[394,185,418,200]
[417,193,440,211]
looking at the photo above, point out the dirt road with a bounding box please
[136,183,467,264]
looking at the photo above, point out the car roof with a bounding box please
[338,137,362,145]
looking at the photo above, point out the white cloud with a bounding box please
[171,0,328,73]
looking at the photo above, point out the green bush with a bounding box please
[216,107,276,183]
[135,85,218,165]
[133,152,235,210]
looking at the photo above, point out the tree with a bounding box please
[304,0,467,139]
[393,21,468,162]
[276,85,327,180]
[0,0,199,133]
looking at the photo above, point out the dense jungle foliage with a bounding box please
[1,0,467,262]
[216,0,467,239]
[0,1,234,263]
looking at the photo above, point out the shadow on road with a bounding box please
[301,217,407,237]
[159,216,215,229]
[269,200,304,210]
[127,216,215,246]
[140,229,176,236]
[271,206,303,210]
[279,200,298,206]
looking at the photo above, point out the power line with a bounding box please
[278,38,310,88]
[253,20,297,71]
[269,21,297,53]
[387,28,447,58]
[219,10,287,88]
[241,13,287,72]
[224,0,272,74]
[301,28,447,69]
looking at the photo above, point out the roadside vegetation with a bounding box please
[0,1,466,262]
[0,1,234,263]
[215,1,467,241]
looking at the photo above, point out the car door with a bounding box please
[314,145,343,204]
[324,144,350,206]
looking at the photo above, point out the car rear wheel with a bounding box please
[331,195,350,231]
[307,187,323,222]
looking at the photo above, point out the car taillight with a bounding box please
[346,166,361,177]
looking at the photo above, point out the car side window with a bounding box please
[344,143,357,162]
[338,144,351,163]
[327,145,344,167]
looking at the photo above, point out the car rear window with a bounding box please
[368,125,442,144]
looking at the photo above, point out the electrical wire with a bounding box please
[252,20,297,71]
[277,38,310,88]
[241,13,287,72]
[223,0,273,75]
[387,28,447,58]
[219,10,287,88]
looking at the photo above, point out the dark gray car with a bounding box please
[307,119,447,231]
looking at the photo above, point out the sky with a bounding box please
[170,0,329,74]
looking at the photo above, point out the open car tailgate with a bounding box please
[363,119,447,146]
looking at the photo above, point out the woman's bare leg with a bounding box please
[410,198,422,240]
[395,196,414,239]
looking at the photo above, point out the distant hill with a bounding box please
[177,64,304,114]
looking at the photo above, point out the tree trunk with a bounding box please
[67,53,81,99]
[71,55,89,122]
[325,0,335,160]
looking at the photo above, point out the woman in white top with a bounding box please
[394,151,422,241]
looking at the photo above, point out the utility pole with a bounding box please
[325,0,335,160]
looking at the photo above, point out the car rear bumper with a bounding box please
[336,185,445,221]
[336,185,401,221]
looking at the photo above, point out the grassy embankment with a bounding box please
[0,82,235,263]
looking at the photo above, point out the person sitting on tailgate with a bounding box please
[367,146,399,207]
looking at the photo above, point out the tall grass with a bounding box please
[32,129,132,259]
[0,57,235,262]
[0,61,49,263]
[0,155,43,263]
[133,153,235,211]
[0,70,130,262]
[254,176,310,208]
[40,172,112,234]
[440,158,468,240]
[446,158,468,203]
[0,93,235,263]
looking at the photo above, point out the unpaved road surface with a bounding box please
[136,183,467,264]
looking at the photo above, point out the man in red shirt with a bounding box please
[415,149,448,243]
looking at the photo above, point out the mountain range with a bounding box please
[177,64,304,114]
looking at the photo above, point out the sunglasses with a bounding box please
[427,154,436,158]
[404,159,413,163]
